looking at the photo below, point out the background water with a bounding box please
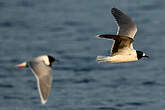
[0,0,165,110]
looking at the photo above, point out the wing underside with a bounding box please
[97,34,134,55]
[29,61,52,104]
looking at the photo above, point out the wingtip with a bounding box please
[111,8,122,16]
[41,99,47,105]
[96,34,107,38]
[111,7,117,11]
[111,8,118,13]
[38,84,48,105]
[96,34,101,38]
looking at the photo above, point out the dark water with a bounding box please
[0,0,165,110]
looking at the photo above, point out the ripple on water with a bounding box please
[63,20,85,27]
[54,78,96,84]
[0,21,13,28]
[73,78,96,84]
[0,84,13,88]
[142,81,159,86]
[97,107,119,110]
[3,95,23,100]
[125,102,145,106]
[115,101,147,108]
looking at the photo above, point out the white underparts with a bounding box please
[97,55,138,63]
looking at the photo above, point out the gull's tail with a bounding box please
[96,56,108,63]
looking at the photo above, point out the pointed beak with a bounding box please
[144,55,149,58]
[16,62,27,69]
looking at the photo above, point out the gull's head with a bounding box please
[48,55,56,63]
[47,55,59,66]
[136,51,149,60]
[41,55,56,66]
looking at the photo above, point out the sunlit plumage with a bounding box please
[16,55,56,104]
[97,8,149,63]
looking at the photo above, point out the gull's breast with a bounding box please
[106,54,138,63]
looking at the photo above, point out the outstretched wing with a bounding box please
[97,34,134,41]
[97,34,134,55]
[111,8,137,39]
[29,61,52,104]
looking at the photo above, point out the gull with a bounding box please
[16,55,56,104]
[97,8,149,63]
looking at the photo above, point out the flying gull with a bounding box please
[97,8,149,63]
[16,55,56,104]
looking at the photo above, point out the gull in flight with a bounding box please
[16,55,56,104]
[97,8,149,63]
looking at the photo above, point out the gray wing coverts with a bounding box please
[111,8,137,38]
[29,61,52,102]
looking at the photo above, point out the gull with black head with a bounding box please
[97,8,149,63]
[16,55,57,104]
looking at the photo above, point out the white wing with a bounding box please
[29,61,52,104]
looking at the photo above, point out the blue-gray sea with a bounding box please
[0,0,165,110]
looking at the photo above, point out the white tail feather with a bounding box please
[96,56,108,63]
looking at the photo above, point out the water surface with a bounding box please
[0,0,165,110]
